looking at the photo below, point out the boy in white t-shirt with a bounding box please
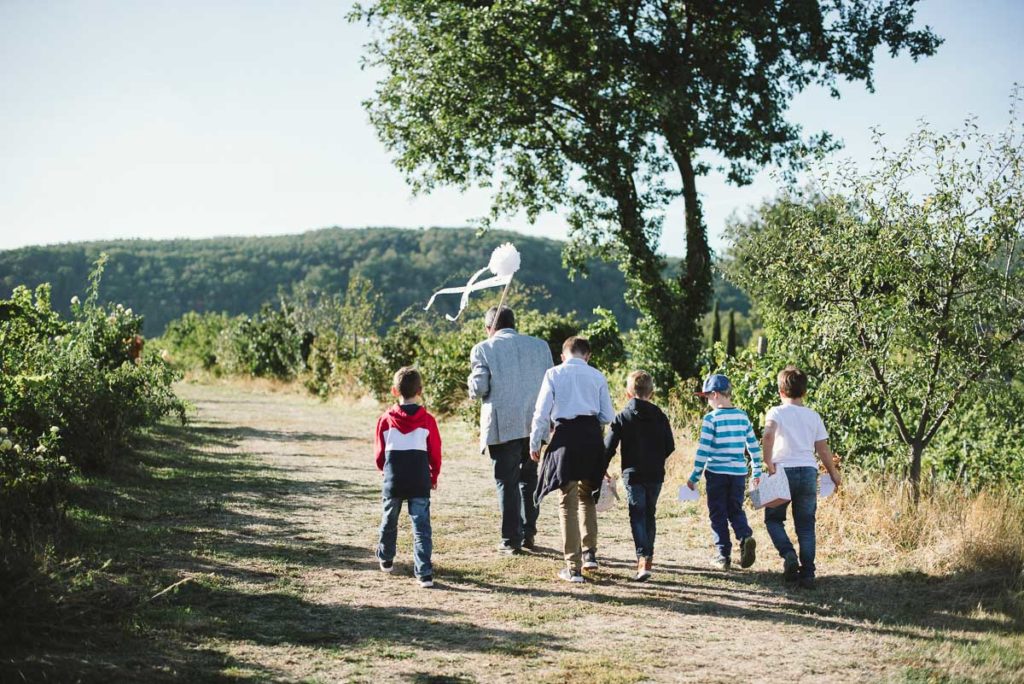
[762,366,841,589]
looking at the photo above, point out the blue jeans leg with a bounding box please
[376,496,402,562]
[519,447,540,540]
[407,497,433,578]
[705,472,732,557]
[645,482,662,559]
[624,480,649,558]
[764,467,818,577]
[491,439,532,547]
[726,475,753,540]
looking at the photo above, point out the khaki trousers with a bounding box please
[558,480,598,572]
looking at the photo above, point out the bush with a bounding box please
[158,311,235,371]
[1,256,186,558]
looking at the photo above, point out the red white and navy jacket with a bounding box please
[374,403,442,499]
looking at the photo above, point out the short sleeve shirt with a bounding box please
[764,404,828,469]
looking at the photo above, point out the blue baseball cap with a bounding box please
[696,374,731,397]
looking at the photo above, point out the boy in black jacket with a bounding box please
[603,371,675,581]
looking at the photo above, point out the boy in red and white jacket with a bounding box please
[374,366,442,588]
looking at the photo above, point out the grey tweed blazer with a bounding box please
[468,329,553,453]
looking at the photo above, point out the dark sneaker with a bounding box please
[522,536,536,551]
[783,553,800,582]
[558,568,585,583]
[379,559,394,573]
[798,576,816,590]
[712,555,731,571]
[739,536,757,568]
[418,575,434,588]
[497,542,522,555]
[582,550,599,570]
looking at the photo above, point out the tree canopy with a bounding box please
[728,103,1024,498]
[353,0,940,377]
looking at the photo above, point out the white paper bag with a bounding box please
[819,475,836,499]
[678,485,700,502]
[749,471,791,509]
[594,476,619,512]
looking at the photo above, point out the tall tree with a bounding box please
[726,310,737,358]
[352,1,940,377]
[710,300,722,346]
[728,106,1024,501]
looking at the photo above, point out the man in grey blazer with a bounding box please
[468,306,554,553]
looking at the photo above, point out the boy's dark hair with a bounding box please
[777,365,808,399]
[393,366,423,399]
[485,306,515,331]
[562,336,590,357]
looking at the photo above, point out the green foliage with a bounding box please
[219,304,304,380]
[727,105,1024,491]
[581,307,626,374]
[160,311,234,371]
[1,257,186,558]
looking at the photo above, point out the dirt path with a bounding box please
[160,382,1016,683]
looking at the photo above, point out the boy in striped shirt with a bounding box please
[686,374,762,570]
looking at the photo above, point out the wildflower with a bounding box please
[0,427,7,436]
[50,426,60,434]
[36,445,47,454]
[59,456,68,464]
[0,439,11,451]
[71,295,80,306]
[14,444,22,454]
[160,349,172,362]
[125,308,133,316]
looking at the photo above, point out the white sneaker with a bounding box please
[582,550,599,570]
[418,575,434,588]
[558,568,585,583]
[379,559,394,573]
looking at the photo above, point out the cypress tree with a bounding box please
[711,301,721,346]
[727,310,737,357]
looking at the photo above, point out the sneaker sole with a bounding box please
[582,562,599,570]
[379,564,394,573]
[633,572,651,582]
[740,538,757,568]
[419,580,434,588]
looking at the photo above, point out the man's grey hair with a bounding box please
[484,306,515,331]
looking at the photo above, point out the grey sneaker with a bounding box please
[739,536,757,568]
[559,568,585,583]
[783,553,800,582]
[712,555,731,571]
[582,550,599,570]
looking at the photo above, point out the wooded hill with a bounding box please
[0,227,750,334]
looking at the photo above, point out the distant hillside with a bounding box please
[0,227,656,334]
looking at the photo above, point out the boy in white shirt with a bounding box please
[762,366,841,589]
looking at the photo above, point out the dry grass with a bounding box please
[5,382,1023,683]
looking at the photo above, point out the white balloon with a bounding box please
[488,242,521,277]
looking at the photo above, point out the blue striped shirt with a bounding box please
[689,407,763,482]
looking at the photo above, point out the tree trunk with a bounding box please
[909,441,924,505]
[609,173,690,376]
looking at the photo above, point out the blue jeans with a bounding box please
[764,467,818,578]
[489,438,539,547]
[377,496,433,578]
[623,475,662,559]
[705,472,753,557]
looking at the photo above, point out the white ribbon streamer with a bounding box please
[424,271,513,321]
[424,242,521,321]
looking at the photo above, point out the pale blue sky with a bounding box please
[1,0,1021,256]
